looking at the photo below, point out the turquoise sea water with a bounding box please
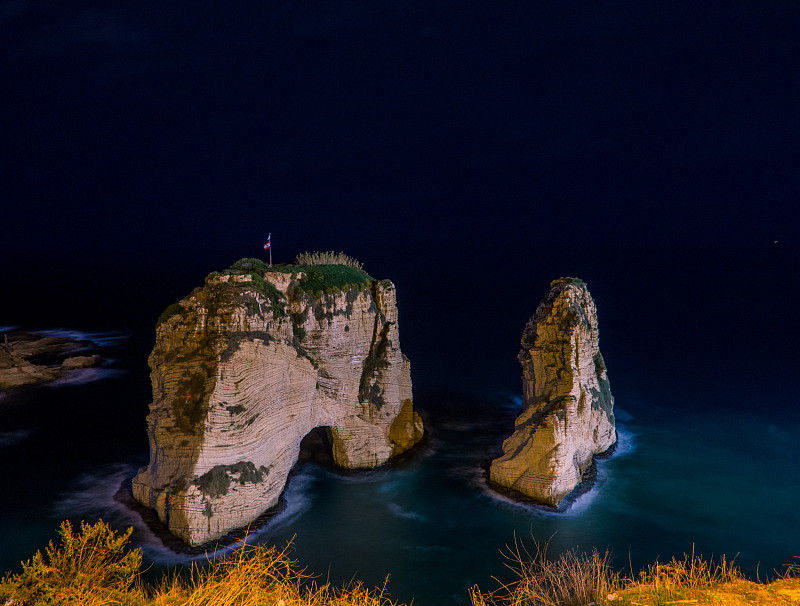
[3,346,798,606]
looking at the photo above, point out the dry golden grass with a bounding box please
[294,251,364,270]
[470,539,800,606]
[145,540,399,606]
[3,521,798,606]
[0,521,404,606]
[469,536,619,606]
[615,552,800,605]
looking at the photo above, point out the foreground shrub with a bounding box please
[7,520,789,606]
[1,521,403,606]
[0,519,144,605]
[152,539,400,605]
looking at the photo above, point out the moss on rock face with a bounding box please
[550,276,586,288]
[172,369,211,435]
[219,331,275,364]
[194,461,269,498]
[157,302,185,328]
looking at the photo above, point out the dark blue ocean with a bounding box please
[2,244,798,606]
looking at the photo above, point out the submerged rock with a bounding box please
[132,258,423,546]
[489,277,615,506]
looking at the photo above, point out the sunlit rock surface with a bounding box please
[489,278,615,506]
[132,261,423,546]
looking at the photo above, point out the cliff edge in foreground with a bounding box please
[489,277,615,506]
[132,256,423,546]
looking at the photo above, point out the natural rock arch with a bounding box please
[298,426,335,467]
[132,265,423,546]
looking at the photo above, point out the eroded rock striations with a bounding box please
[132,258,423,546]
[489,278,615,507]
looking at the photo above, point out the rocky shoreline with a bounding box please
[0,330,102,390]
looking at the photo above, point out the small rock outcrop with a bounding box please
[132,257,423,546]
[489,278,615,507]
[0,331,101,389]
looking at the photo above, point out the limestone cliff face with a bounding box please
[132,261,423,546]
[489,278,615,507]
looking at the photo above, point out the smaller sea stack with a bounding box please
[489,277,616,506]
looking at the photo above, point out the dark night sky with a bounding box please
[1,1,798,391]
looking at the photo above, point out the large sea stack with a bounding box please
[489,278,615,507]
[132,257,423,546]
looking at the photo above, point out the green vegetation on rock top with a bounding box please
[550,277,586,288]
[207,258,288,313]
[295,264,374,297]
[155,253,375,329]
[156,302,184,327]
[222,255,374,298]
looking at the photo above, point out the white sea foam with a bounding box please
[53,463,138,519]
[48,367,127,387]
[437,420,485,432]
[1,328,130,388]
[377,476,403,495]
[37,329,131,348]
[448,463,486,485]
[53,464,200,564]
[0,429,32,447]
[611,423,637,458]
[323,466,392,485]
[504,394,524,410]
[387,502,427,522]
[614,406,633,422]
[467,422,638,518]
[52,462,160,553]
[482,390,524,410]
[254,468,316,536]
[52,462,320,565]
